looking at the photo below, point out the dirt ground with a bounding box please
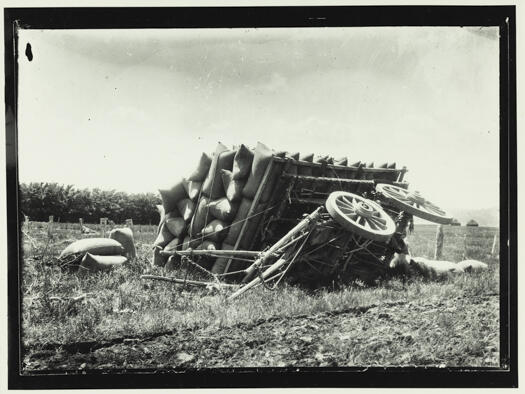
[23,292,499,372]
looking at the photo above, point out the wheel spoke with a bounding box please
[365,218,379,230]
[338,199,355,211]
[368,215,387,227]
[341,196,354,206]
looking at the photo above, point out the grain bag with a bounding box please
[79,253,127,272]
[314,155,330,164]
[232,144,254,180]
[208,197,239,222]
[238,202,267,249]
[211,243,236,274]
[379,162,388,168]
[286,152,300,160]
[202,142,232,199]
[180,236,200,250]
[201,219,228,243]
[152,245,167,267]
[189,196,211,237]
[274,150,287,158]
[298,153,314,176]
[188,152,213,182]
[154,222,176,248]
[224,198,267,248]
[108,227,136,259]
[349,160,361,167]
[388,162,396,169]
[158,181,187,213]
[224,197,252,245]
[335,157,348,166]
[196,240,218,250]
[177,198,195,222]
[221,169,244,202]
[164,237,180,253]
[165,214,185,237]
[59,238,125,259]
[456,259,488,272]
[242,142,274,199]
[182,178,202,201]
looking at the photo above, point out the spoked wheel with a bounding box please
[325,191,396,243]
[376,183,453,224]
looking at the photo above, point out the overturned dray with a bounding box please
[154,143,452,295]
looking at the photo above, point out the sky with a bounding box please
[17,26,499,212]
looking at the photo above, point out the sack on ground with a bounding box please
[79,253,127,272]
[232,144,254,180]
[188,152,213,182]
[208,197,239,222]
[456,259,488,272]
[242,142,274,199]
[108,227,136,259]
[59,238,125,259]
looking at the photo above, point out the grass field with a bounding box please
[19,221,501,371]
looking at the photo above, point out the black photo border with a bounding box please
[5,6,517,389]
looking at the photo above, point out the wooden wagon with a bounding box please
[153,144,453,298]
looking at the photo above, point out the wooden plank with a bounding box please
[280,174,375,184]
[223,157,276,274]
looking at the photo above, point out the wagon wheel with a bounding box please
[325,191,396,243]
[376,183,453,224]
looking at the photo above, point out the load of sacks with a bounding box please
[58,228,136,272]
[389,253,489,280]
[152,141,273,274]
[152,141,398,275]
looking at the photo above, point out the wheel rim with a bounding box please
[376,183,453,224]
[325,191,396,243]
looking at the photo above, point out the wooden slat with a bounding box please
[223,157,276,273]
[281,173,375,184]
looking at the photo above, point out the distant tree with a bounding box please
[19,182,161,224]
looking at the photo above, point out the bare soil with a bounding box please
[23,292,499,372]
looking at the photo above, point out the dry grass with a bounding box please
[20,222,500,368]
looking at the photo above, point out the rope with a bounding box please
[190,203,277,245]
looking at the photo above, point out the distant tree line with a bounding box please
[19,182,162,224]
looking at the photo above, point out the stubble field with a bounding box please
[19,221,500,372]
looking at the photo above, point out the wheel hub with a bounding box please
[407,190,425,205]
[355,201,375,218]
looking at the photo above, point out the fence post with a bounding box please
[100,217,108,237]
[48,215,54,236]
[126,218,134,231]
[491,233,499,256]
[79,218,83,233]
[434,224,444,260]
